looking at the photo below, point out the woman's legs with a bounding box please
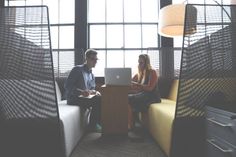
[128,104,134,130]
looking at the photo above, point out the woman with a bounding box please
[128,54,161,129]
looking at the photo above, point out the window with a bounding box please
[88,0,160,76]
[5,0,178,78]
[174,49,182,77]
[5,0,75,78]
[147,48,160,75]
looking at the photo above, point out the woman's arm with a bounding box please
[132,74,138,82]
[129,74,142,93]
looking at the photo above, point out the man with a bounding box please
[65,49,101,131]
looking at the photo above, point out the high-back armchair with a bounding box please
[0,6,63,157]
[171,4,236,157]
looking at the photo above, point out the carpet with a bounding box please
[70,131,167,157]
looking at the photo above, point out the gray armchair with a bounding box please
[0,6,64,157]
[170,4,236,157]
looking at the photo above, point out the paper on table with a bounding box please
[77,88,96,98]
[131,81,139,85]
[77,88,84,92]
[79,94,95,99]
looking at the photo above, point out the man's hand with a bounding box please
[95,91,101,96]
[77,88,100,97]
[80,90,90,97]
[89,90,101,96]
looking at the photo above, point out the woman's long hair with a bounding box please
[137,54,152,83]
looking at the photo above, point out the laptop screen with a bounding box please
[104,68,131,86]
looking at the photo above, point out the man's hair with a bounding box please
[85,49,97,59]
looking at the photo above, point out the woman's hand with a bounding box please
[135,83,143,90]
[130,83,143,93]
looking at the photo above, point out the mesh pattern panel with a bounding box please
[0,6,63,157]
[176,4,236,118]
[0,6,57,119]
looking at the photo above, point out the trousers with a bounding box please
[67,95,101,128]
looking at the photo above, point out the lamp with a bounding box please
[158,0,235,38]
[158,4,197,38]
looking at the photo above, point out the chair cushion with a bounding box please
[148,101,176,156]
[55,81,62,102]
[58,100,67,106]
[168,80,179,101]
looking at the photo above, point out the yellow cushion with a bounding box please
[148,101,176,157]
[147,79,178,157]
[168,80,179,101]
[161,98,176,105]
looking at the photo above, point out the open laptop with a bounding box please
[104,68,131,86]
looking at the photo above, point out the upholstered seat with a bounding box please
[55,81,90,157]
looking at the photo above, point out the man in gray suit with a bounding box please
[65,49,101,131]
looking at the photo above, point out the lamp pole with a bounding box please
[159,0,174,79]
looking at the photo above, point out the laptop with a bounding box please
[104,68,131,86]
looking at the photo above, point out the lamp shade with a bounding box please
[158,4,197,38]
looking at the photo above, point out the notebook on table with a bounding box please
[104,68,131,86]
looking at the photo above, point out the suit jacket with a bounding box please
[64,64,95,105]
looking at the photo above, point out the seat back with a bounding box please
[168,80,179,101]
[171,4,236,157]
[0,6,64,157]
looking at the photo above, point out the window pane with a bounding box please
[205,7,228,24]
[107,50,124,67]
[53,51,74,77]
[52,51,59,77]
[174,36,183,47]
[87,0,160,77]
[59,51,74,77]
[19,27,50,49]
[43,0,59,24]
[141,0,158,22]
[51,26,59,49]
[147,49,160,75]
[88,0,105,22]
[124,50,141,76]
[125,25,141,48]
[8,1,25,6]
[172,0,186,4]
[59,26,74,49]
[60,0,74,23]
[6,0,76,78]
[26,0,42,5]
[59,51,75,76]
[174,50,181,78]
[93,50,106,77]
[142,25,158,48]
[89,25,105,48]
[107,0,123,22]
[124,0,141,22]
[107,25,123,48]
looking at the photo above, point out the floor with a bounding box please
[70,129,167,157]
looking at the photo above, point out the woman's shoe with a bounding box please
[128,130,144,142]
